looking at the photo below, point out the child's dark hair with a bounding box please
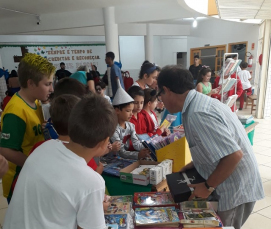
[69,94,117,148]
[139,61,157,79]
[113,102,133,111]
[54,78,89,99]
[106,52,115,60]
[127,86,144,99]
[194,55,199,59]
[196,67,212,85]
[5,90,14,97]
[241,62,248,69]
[92,65,97,71]
[143,88,157,107]
[50,94,81,136]
[96,81,106,89]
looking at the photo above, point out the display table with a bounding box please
[102,174,152,196]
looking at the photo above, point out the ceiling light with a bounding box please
[193,19,197,27]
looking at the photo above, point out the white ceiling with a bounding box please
[217,0,271,19]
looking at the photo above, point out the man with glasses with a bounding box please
[157,65,263,229]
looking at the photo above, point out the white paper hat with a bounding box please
[112,79,134,106]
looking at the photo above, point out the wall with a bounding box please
[187,18,260,74]
[154,36,188,68]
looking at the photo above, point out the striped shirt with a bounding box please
[182,89,264,211]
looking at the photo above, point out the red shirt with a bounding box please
[140,110,162,137]
[129,113,144,134]
[212,73,243,111]
[2,95,12,110]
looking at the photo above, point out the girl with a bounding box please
[140,88,169,136]
[196,66,218,96]
[132,61,158,89]
[70,65,95,93]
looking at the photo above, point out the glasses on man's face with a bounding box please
[156,89,164,102]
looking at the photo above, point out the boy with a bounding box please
[4,94,117,229]
[111,80,150,160]
[238,62,252,110]
[96,81,112,104]
[0,53,54,203]
[127,86,144,134]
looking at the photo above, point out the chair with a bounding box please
[245,95,257,114]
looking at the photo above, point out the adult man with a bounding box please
[157,65,264,229]
[189,55,202,84]
[55,62,72,81]
[105,52,124,99]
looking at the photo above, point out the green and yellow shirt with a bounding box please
[0,93,45,199]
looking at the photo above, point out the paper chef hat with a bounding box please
[112,79,134,106]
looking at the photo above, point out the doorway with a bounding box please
[177,52,187,68]
[228,41,248,62]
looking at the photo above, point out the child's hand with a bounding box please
[103,201,111,212]
[156,101,164,110]
[165,128,171,136]
[112,141,121,152]
[107,143,112,151]
[96,162,104,175]
[211,88,219,94]
[41,121,47,131]
[138,148,150,159]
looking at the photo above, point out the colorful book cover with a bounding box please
[110,195,133,203]
[106,224,119,229]
[135,206,180,226]
[105,214,128,229]
[134,192,175,207]
[105,202,131,215]
[101,157,134,177]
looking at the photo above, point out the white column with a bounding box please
[145,24,154,62]
[103,7,120,62]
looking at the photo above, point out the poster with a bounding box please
[0,44,107,75]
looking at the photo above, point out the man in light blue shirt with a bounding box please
[157,65,264,229]
[105,52,125,99]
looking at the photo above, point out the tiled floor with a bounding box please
[0,105,270,228]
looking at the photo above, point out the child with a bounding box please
[40,93,53,121]
[3,94,116,229]
[96,81,112,104]
[132,61,158,89]
[111,80,150,160]
[0,53,54,203]
[127,86,144,134]
[196,67,218,96]
[238,62,252,110]
[141,88,168,136]
[1,90,14,111]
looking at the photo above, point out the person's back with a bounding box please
[4,140,105,229]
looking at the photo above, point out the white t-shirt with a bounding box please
[238,69,252,90]
[104,94,112,104]
[149,112,159,130]
[4,140,106,229]
[41,102,51,121]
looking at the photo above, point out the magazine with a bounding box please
[110,195,133,203]
[105,214,128,229]
[105,202,131,215]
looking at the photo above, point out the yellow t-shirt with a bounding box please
[0,93,45,198]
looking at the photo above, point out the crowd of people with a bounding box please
[0,51,263,229]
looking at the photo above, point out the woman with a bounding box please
[90,63,101,85]
[70,65,95,93]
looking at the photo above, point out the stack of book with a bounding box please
[105,195,133,229]
[223,59,242,76]
[180,201,222,228]
[135,206,180,227]
[238,115,254,125]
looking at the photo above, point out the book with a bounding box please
[135,206,180,227]
[105,214,128,229]
[224,94,238,107]
[134,192,175,207]
[182,201,208,210]
[223,60,235,76]
[110,195,133,203]
[137,134,157,161]
[238,115,254,124]
[105,202,131,215]
[219,78,237,94]
[229,59,242,75]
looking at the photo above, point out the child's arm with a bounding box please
[196,83,203,93]
[0,148,27,167]
[111,130,139,160]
